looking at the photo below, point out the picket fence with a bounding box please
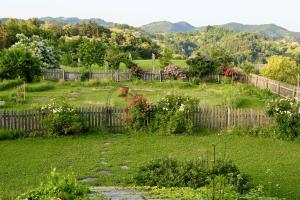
[0,106,273,132]
[248,74,300,100]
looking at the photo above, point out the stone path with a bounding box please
[80,141,150,199]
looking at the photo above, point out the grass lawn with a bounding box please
[61,59,188,72]
[1,132,300,199]
[0,80,271,110]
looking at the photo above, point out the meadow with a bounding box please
[1,132,300,199]
[0,80,271,110]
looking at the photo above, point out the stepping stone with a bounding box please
[90,186,152,200]
[119,165,129,169]
[97,161,108,165]
[79,177,98,183]
[101,151,107,155]
[97,170,113,175]
[104,142,112,145]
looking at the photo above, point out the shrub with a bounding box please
[187,53,215,77]
[0,79,23,91]
[153,95,198,134]
[0,129,26,140]
[267,98,300,139]
[162,64,188,80]
[0,47,41,82]
[80,68,90,81]
[130,66,144,80]
[135,158,251,193]
[41,100,88,136]
[261,56,299,85]
[126,94,150,130]
[17,168,89,200]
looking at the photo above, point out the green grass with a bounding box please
[0,132,299,199]
[0,80,272,110]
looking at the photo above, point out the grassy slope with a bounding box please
[1,133,300,199]
[0,81,270,110]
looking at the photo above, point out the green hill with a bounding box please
[140,21,195,33]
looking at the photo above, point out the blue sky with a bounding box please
[1,0,300,31]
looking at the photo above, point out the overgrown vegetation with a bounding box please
[17,169,89,200]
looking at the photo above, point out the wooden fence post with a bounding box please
[227,107,231,127]
[62,70,65,81]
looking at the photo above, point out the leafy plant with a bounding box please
[152,95,198,134]
[17,168,89,200]
[0,47,41,82]
[267,98,300,139]
[135,158,251,193]
[126,94,150,130]
[40,100,88,136]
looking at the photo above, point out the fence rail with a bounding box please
[0,107,273,132]
[248,74,300,100]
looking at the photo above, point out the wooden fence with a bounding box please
[0,107,273,132]
[248,74,300,100]
[42,69,163,82]
[42,69,238,83]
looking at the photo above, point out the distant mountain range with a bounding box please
[140,21,300,42]
[1,17,300,42]
[39,17,114,27]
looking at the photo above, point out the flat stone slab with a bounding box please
[79,177,99,183]
[119,165,129,169]
[97,170,113,175]
[90,186,155,200]
[97,161,108,165]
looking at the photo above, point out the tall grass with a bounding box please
[25,82,55,92]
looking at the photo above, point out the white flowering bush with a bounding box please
[267,98,300,139]
[41,100,87,136]
[13,34,60,69]
[153,95,198,134]
[162,65,188,80]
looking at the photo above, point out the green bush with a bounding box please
[0,129,26,140]
[267,98,300,140]
[17,169,89,200]
[80,68,90,81]
[152,95,199,134]
[25,83,55,92]
[135,158,251,193]
[0,79,23,91]
[0,47,41,82]
[41,100,88,136]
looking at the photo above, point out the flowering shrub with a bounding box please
[267,98,300,139]
[126,94,150,129]
[130,66,145,80]
[162,65,188,80]
[41,100,87,136]
[220,64,239,83]
[153,95,198,134]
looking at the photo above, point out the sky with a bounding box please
[1,0,300,32]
